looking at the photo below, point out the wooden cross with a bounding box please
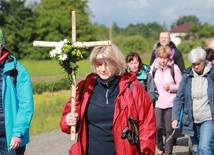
[33,11,112,141]
[33,11,112,48]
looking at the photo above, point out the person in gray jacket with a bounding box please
[126,52,159,105]
[172,47,214,155]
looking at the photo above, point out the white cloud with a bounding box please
[125,0,149,10]
[28,0,214,29]
[88,0,214,29]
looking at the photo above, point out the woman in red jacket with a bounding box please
[60,43,156,155]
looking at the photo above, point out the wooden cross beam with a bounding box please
[33,11,112,141]
[33,11,112,48]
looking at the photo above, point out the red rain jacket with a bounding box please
[60,73,156,155]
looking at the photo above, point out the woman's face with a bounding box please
[192,60,205,75]
[127,57,139,74]
[95,53,116,81]
[158,56,169,67]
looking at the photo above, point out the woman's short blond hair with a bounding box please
[89,43,126,76]
[156,46,172,58]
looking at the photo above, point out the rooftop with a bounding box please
[170,23,191,33]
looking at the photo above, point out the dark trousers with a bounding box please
[155,107,174,155]
[16,146,26,155]
[0,137,26,155]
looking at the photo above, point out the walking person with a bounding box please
[60,43,156,155]
[172,47,214,155]
[205,48,214,65]
[0,28,34,155]
[125,52,159,105]
[150,31,185,73]
[150,46,182,155]
[205,47,214,155]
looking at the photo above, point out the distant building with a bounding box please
[169,23,191,46]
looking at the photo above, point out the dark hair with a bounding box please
[125,52,143,72]
[205,48,214,62]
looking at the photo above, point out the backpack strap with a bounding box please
[152,67,157,79]
[152,65,175,84]
[9,66,18,88]
[4,55,18,88]
[170,64,176,84]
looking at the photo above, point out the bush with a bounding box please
[178,39,206,54]
[32,78,70,94]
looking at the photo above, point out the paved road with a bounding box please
[25,130,72,155]
[25,130,191,155]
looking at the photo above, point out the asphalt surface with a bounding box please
[25,130,191,155]
[25,130,73,155]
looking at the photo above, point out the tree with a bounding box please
[184,23,214,41]
[32,0,93,60]
[91,23,109,41]
[146,22,163,39]
[161,22,168,31]
[112,22,122,37]
[114,35,150,55]
[171,15,200,29]
[0,0,36,59]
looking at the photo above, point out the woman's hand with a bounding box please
[171,120,178,129]
[10,137,21,150]
[66,112,79,126]
[163,84,170,91]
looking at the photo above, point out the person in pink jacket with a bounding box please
[150,46,182,155]
[60,43,156,155]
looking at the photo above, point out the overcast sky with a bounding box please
[88,0,214,29]
[28,0,214,29]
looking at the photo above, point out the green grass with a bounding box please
[20,59,92,77]
[30,90,70,135]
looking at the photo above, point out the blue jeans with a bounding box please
[0,137,26,155]
[190,120,214,155]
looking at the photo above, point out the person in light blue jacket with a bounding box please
[0,28,34,155]
[172,47,214,155]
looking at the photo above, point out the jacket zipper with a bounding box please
[106,83,109,104]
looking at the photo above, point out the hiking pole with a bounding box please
[166,108,183,142]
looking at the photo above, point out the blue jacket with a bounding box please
[172,65,214,136]
[2,55,34,148]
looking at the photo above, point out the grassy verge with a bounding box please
[20,59,92,77]
[30,90,70,135]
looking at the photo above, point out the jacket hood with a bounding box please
[142,64,151,72]
[0,51,9,62]
[184,60,213,77]
[136,64,150,80]
[118,72,137,95]
[152,58,174,69]
[3,55,17,73]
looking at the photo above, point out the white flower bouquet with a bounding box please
[49,39,85,83]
